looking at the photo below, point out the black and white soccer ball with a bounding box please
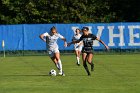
[49,69,57,76]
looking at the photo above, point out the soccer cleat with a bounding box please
[58,72,65,76]
[83,63,91,76]
[76,62,80,66]
[87,72,91,76]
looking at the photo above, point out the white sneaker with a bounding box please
[58,72,65,76]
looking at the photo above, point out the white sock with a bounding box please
[76,56,80,64]
[58,59,62,73]
[56,63,60,70]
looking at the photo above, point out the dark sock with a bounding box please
[88,62,94,71]
[83,63,90,75]
[90,63,94,71]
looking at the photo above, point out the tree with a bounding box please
[0,0,140,24]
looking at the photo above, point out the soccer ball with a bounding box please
[49,69,57,76]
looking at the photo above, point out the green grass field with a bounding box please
[0,54,140,93]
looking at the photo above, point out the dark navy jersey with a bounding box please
[79,34,97,47]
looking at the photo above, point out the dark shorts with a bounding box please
[82,47,93,54]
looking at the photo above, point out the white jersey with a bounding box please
[72,34,82,45]
[43,32,64,50]
[72,34,83,51]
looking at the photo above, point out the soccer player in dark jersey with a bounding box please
[68,27,109,76]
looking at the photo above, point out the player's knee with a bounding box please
[87,61,92,64]
[87,59,91,63]
[55,56,60,61]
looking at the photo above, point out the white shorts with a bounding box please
[48,48,60,57]
[74,45,83,51]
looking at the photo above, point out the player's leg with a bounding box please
[76,46,82,66]
[50,57,60,70]
[54,51,64,76]
[82,53,90,76]
[75,50,80,66]
[87,53,94,71]
[77,50,81,64]
[48,50,60,70]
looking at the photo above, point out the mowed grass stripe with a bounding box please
[0,55,140,93]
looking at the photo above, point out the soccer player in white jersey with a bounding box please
[39,26,67,76]
[72,29,83,66]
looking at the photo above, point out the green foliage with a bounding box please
[0,0,140,24]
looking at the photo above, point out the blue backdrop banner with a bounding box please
[0,23,140,50]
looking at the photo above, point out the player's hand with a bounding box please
[64,42,67,47]
[67,42,72,47]
[105,45,109,51]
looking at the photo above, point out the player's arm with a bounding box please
[72,37,77,44]
[68,35,82,46]
[78,41,83,46]
[61,37,67,47]
[96,37,109,50]
[58,34,67,47]
[39,32,49,42]
[67,40,80,46]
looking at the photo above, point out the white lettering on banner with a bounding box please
[93,26,104,46]
[71,25,140,47]
[128,26,140,46]
[108,26,125,46]
[118,26,125,46]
